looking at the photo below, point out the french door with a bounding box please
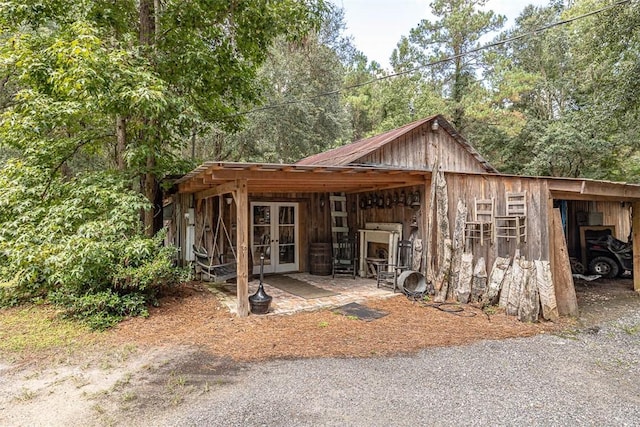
[251,202,298,275]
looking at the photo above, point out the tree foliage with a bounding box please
[0,0,324,326]
[0,163,183,328]
[398,0,505,130]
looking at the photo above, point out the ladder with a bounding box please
[330,193,349,251]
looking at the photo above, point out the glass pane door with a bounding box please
[251,202,298,275]
[252,205,272,271]
[277,206,296,267]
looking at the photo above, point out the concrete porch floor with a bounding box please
[206,273,400,315]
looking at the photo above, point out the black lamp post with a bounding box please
[249,253,272,314]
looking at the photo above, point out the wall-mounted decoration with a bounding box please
[410,191,421,209]
[399,190,406,207]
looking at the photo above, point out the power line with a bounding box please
[233,0,632,117]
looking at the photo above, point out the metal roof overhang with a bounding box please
[548,178,640,202]
[175,162,431,198]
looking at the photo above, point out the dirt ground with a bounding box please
[573,276,640,326]
[107,282,559,361]
[0,277,638,426]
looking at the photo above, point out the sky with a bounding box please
[339,0,552,69]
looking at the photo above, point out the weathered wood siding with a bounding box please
[430,129,488,173]
[187,189,431,275]
[173,193,193,264]
[354,124,487,173]
[349,185,426,241]
[355,127,427,168]
[444,173,552,271]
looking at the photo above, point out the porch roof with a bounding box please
[174,161,640,202]
[175,161,432,197]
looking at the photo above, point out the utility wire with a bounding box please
[234,0,632,117]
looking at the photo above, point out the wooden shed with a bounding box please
[169,115,640,317]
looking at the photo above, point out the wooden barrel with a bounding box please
[309,242,332,276]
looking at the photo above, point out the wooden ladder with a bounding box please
[330,193,349,250]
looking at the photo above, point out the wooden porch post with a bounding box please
[633,202,640,293]
[235,179,250,317]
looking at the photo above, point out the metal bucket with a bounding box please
[397,270,427,295]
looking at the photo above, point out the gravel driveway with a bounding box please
[148,311,640,427]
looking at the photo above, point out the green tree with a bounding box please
[398,0,505,131]
[486,0,640,179]
[0,0,324,325]
[204,4,353,163]
[0,0,324,232]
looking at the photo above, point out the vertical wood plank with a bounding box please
[633,202,640,293]
[552,208,578,316]
[539,181,550,262]
[235,179,249,317]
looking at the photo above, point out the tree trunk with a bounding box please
[448,200,467,299]
[484,256,511,307]
[116,115,126,170]
[535,260,559,322]
[507,255,524,316]
[456,252,473,303]
[434,238,452,303]
[139,0,155,45]
[498,264,513,308]
[517,259,539,323]
[139,0,160,236]
[435,170,449,275]
[470,257,487,303]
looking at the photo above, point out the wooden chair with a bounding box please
[495,191,527,243]
[332,236,358,279]
[377,239,413,292]
[465,198,494,246]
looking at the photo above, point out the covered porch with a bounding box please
[171,162,640,319]
[172,162,432,317]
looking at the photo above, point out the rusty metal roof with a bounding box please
[296,114,497,173]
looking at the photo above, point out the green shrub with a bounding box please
[50,290,148,330]
[0,163,184,329]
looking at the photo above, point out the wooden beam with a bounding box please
[633,202,640,293]
[551,208,578,316]
[235,179,250,317]
[206,169,425,185]
[195,180,238,201]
